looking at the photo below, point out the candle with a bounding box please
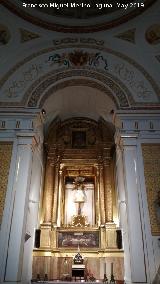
[111,262,113,275]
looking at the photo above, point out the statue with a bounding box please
[62,257,70,280]
[73,176,87,208]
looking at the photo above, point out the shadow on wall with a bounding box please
[152,266,160,284]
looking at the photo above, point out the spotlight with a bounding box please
[41,109,46,115]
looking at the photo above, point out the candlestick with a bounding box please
[44,259,47,274]
[104,262,106,275]
[111,262,113,275]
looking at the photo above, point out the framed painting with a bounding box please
[72,131,86,148]
[58,231,99,248]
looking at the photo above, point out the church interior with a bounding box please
[0,1,160,283]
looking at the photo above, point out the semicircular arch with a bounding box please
[26,69,130,109]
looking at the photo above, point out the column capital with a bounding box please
[115,130,139,147]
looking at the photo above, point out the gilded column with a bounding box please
[43,159,54,223]
[57,164,64,227]
[103,159,108,223]
[99,163,106,224]
[103,160,113,222]
[95,166,101,226]
[52,163,59,225]
[105,163,113,222]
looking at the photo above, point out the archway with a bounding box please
[28,81,125,281]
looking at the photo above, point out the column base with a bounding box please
[125,281,149,284]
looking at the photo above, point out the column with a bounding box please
[52,164,59,225]
[95,166,101,226]
[57,164,64,227]
[116,142,131,282]
[115,133,146,284]
[5,137,34,282]
[43,160,54,223]
[21,141,43,283]
[103,160,113,222]
[99,163,106,225]
[40,159,54,248]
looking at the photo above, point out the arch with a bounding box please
[26,69,130,109]
[1,42,159,108]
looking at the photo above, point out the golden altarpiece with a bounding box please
[32,117,124,280]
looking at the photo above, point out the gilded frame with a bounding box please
[57,228,100,249]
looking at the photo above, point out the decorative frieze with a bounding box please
[0,113,44,143]
[53,38,104,46]
[115,113,160,134]
[1,44,159,108]
[0,118,33,131]
[47,50,108,69]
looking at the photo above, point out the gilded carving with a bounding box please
[52,165,59,224]
[115,28,136,44]
[0,142,12,224]
[145,24,160,45]
[99,164,106,224]
[43,118,115,228]
[43,161,54,223]
[39,115,119,278]
[142,144,160,235]
[20,28,40,43]
[0,24,10,45]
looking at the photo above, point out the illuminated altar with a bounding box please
[32,117,124,281]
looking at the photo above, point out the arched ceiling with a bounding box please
[42,85,116,130]
[1,0,157,32]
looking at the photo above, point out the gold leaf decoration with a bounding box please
[142,144,160,235]
[20,28,40,43]
[145,24,160,45]
[115,28,136,43]
[0,24,10,45]
[0,142,13,224]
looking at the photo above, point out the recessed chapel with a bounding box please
[0,1,160,283]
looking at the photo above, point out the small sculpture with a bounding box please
[74,251,83,264]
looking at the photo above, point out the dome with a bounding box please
[2,0,157,32]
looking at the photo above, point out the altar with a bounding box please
[32,118,124,282]
[72,264,85,281]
